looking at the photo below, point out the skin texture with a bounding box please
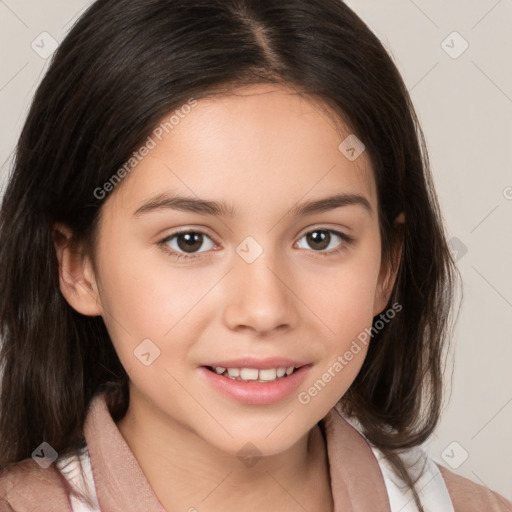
[54,83,403,511]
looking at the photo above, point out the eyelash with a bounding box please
[158,227,354,261]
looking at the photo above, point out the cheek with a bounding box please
[96,233,212,334]
[94,254,201,407]
[296,240,381,394]
[299,243,382,341]
[93,237,222,385]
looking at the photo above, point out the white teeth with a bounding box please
[240,368,259,380]
[259,368,277,381]
[276,367,286,378]
[212,365,298,382]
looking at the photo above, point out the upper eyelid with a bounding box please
[160,229,220,254]
[161,226,216,241]
[295,224,350,239]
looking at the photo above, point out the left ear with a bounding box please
[373,212,405,316]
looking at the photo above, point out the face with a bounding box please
[62,83,399,457]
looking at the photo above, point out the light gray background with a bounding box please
[1,0,511,501]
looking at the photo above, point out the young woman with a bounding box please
[0,1,510,511]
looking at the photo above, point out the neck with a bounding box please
[116,390,333,512]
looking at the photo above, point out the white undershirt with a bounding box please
[340,411,455,512]
[56,426,455,512]
[370,443,454,511]
[56,447,100,512]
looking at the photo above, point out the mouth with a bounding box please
[204,365,302,383]
[200,362,311,405]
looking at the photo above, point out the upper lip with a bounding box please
[202,357,309,370]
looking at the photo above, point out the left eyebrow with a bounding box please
[289,193,372,217]
[133,192,372,217]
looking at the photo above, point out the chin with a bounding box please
[203,428,306,460]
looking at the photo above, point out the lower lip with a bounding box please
[199,365,311,405]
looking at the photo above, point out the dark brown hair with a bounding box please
[0,0,460,509]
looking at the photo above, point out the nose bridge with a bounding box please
[222,235,297,333]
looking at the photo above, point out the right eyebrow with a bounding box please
[133,193,235,217]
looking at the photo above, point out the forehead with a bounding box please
[109,83,376,217]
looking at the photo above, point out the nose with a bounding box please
[222,246,298,335]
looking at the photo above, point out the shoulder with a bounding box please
[437,463,512,512]
[370,440,512,512]
[370,443,455,511]
[0,458,72,512]
[371,444,512,512]
[334,407,511,511]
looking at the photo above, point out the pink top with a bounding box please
[1,392,511,511]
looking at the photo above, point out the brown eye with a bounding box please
[162,230,216,256]
[296,228,351,253]
[306,230,331,251]
[176,232,204,253]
